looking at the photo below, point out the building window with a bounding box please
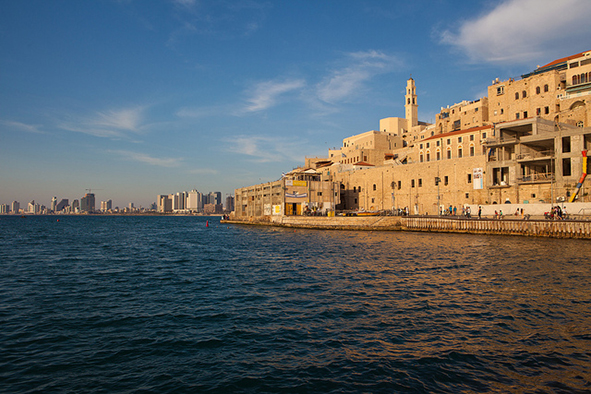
[458,136,462,143]
[373,184,376,191]
[458,148,463,158]
[470,135,474,141]
[515,92,519,100]
[444,176,449,186]
[545,106,550,114]
[420,143,423,149]
[524,111,528,118]
[544,84,549,92]
[516,112,520,119]
[501,108,504,114]
[436,141,440,147]
[418,179,422,187]
[536,86,540,94]
[426,152,430,161]
[447,139,451,145]
[482,132,487,139]
[398,181,401,190]
[420,153,424,162]
[522,90,527,98]
[317,192,322,196]
[371,198,375,203]
[436,151,441,161]
[470,146,475,156]
[447,149,452,159]
[353,187,356,192]
[411,179,415,188]
[467,174,472,183]
[497,86,504,95]
[563,158,572,176]
[536,108,541,115]
[562,136,571,153]
[426,143,430,148]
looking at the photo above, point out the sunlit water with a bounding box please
[1,215,590,393]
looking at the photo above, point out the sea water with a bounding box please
[1,215,590,393]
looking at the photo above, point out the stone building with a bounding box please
[234,51,591,218]
[234,167,340,219]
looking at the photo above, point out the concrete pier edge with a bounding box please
[222,216,591,239]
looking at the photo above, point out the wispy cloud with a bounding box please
[1,120,45,134]
[316,50,402,103]
[224,135,305,163]
[59,106,147,139]
[108,149,182,167]
[441,0,591,64]
[242,79,306,113]
[188,168,219,175]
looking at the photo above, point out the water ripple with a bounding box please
[1,216,591,393]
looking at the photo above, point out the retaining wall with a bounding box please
[225,215,591,239]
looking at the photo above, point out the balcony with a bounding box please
[483,136,519,147]
[516,173,555,184]
[516,150,554,162]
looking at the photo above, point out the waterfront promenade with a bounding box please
[224,215,591,239]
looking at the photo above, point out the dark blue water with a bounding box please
[1,215,590,393]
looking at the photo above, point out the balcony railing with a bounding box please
[483,136,519,145]
[516,173,555,183]
[516,150,554,161]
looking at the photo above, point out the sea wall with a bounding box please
[225,215,591,239]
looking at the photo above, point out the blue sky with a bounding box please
[2,0,591,208]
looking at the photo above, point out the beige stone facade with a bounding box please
[234,168,339,220]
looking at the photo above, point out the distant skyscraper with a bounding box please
[101,200,112,211]
[11,201,20,214]
[71,199,80,212]
[0,204,9,214]
[80,193,95,212]
[187,189,202,212]
[225,195,235,212]
[51,196,57,211]
[56,199,69,212]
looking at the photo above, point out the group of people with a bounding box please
[441,205,472,217]
[545,205,567,220]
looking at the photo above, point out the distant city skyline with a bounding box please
[2,0,590,207]
[0,188,232,214]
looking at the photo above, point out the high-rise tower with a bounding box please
[405,77,418,128]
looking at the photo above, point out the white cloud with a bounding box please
[441,0,591,64]
[59,106,146,139]
[1,120,45,134]
[224,135,305,163]
[243,79,306,113]
[109,149,182,167]
[189,168,219,175]
[317,50,402,103]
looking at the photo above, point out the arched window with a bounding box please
[426,152,430,162]
[522,90,527,98]
[515,92,519,100]
[536,86,540,94]
[419,153,424,162]
[544,84,549,92]
[436,150,441,161]
[447,149,452,159]
[373,184,376,191]
[458,148,463,158]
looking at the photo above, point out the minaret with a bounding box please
[405,77,418,128]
